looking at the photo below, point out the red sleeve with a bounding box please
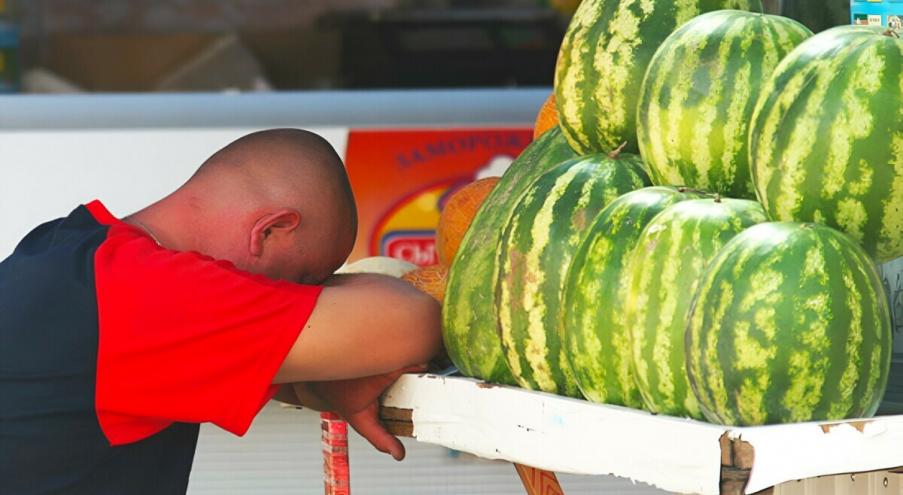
[93,222,322,446]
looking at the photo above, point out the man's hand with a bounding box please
[310,365,425,461]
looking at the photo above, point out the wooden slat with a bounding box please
[514,464,566,495]
[380,406,414,438]
[380,405,903,495]
[380,406,413,422]
[719,432,756,494]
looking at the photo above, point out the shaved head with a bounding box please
[194,129,356,228]
[197,129,347,192]
[130,129,358,284]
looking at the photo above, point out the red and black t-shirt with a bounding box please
[0,201,322,494]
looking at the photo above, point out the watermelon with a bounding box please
[637,10,812,199]
[443,128,578,384]
[686,222,892,425]
[496,151,650,397]
[554,0,764,155]
[624,197,767,418]
[562,186,707,407]
[749,25,903,263]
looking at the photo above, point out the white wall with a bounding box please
[0,127,348,257]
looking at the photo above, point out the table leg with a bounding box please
[514,463,565,495]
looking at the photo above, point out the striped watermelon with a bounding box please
[496,151,650,397]
[749,25,903,263]
[443,128,578,384]
[554,0,764,155]
[637,10,812,199]
[562,186,707,407]
[686,222,892,425]
[625,197,767,418]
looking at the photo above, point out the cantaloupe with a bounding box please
[436,177,500,267]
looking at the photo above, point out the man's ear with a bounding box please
[249,209,302,257]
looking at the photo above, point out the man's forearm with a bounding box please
[274,277,442,383]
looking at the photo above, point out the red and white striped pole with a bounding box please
[320,412,350,495]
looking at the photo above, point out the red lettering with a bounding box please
[383,236,438,266]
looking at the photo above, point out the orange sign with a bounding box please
[344,129,533,266]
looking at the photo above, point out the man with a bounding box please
[0,129,443,494]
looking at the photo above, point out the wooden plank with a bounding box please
[719,433,756,470]
[721,434,733,466]
[379,406,566,495]
[378,404,903,495]
[381,375,903,494]
[382,420,414,438]
[720,466,753,495]
[733,439,755,470]
[719,432,756,495]
[380,406,413,422]
[514,464,566,495]
[380,406,414,437]
[382,375,725,494]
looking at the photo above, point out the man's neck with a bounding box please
[125,195,200,254]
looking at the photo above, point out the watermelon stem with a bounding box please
[677,186,715,197]
[609,142,629,159]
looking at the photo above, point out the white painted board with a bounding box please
[384,375,903,495]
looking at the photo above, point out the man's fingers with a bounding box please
[353,417,405,460]
[345,407,406,461]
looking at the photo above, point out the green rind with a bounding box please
[443,128,578,384]
[562,186,707,407]
[554,0,764,155]
[686,222,893,425]
[749,25,903,263]
[637,10,812,199]
[496,153,650,397]
[624,198,767,418]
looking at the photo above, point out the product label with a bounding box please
[851,0,903,29]
[344,128,533,266]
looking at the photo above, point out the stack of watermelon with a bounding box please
[441,0,901,427]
